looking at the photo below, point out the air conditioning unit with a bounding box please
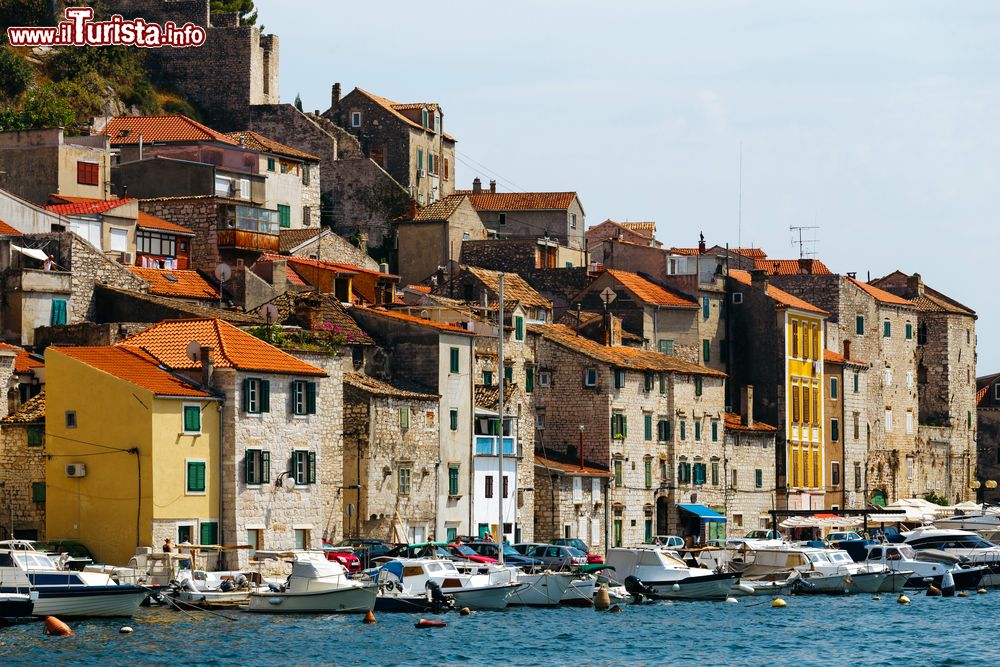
[66,463,87,478]
[417,168,426,178]
[122,252,133,265]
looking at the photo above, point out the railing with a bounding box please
[216,228,280,252]
[475,436,515,456]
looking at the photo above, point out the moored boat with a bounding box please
[246,551,376,614]
[606,547,740,601]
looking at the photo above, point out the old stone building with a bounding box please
[435,266,553,325]
[458,180,586,251]
[280,228,379,271]
[822,350,871,510]
[394,195,486,286]
[343,373,439,542]
[530,323,726,548]
[585,220,661,266]
[533,453,611,548]
[0,128,111,205]
[976,373,1000,501]
[0,392,46,540]
[722,407,778,534]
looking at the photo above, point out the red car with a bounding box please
[323,547,362,573]
[448,542,497,564]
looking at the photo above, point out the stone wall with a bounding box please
[841,364,870,509]
[978,406,1000,502]
[533,465,608,551]
[138,199,222,273]
[323,158,410,251]
[35,321,149,350]
[0,423,46,540]
[723,428,777,533]
[54,234,148,323]
[288,231,379,272]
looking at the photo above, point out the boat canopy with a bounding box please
[678,504,726,523]
[778,515,862,529]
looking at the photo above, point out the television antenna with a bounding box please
[789,225,819,259]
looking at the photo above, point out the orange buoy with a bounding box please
[362,610,376,624]
[415,619,447,629]
[44,616,73,637]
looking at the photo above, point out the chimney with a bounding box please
[331,83,341,109]
[489,179,496,194]
[603,309,612,346]
[740,385,754,428]
[698,231,706,254]
[271,258,287,294]
[907,272,925,297]
[200,346,214,388]
[843,340,851,360]
[750,268,768,291]
[472,177,482,194]
[403,198,417,219]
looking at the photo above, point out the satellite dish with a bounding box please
[259,303,279,325]
[214,262,232,282]
[185,341,202,363]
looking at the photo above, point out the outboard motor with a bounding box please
[623,575,658,603]
[425,580,451,612]
[219,578,235,592]
[235,574,249,590]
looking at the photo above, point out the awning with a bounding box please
[11,244,49,262]
[678,504,726,523]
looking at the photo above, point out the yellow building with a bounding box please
[785,308,827,509]
[45,346,220,566]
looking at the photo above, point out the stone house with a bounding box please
[976,373,1000,502]
[458,180,586,251]
[435,266,554,325]
[769,273,925,506]
[0,128,111,205]
[722,405,778,534]
[533,453,611,548]
[349,308,476,542]
[871,271,977,503]
[279,228,379,271]
[586,220,661,266]
[119,318,342,568]
[343,373,439,542]
[326,85,457,208]
[822,350,871,510]
[530,323,727,548]
[0,392,46,541]
[393,195,486,286]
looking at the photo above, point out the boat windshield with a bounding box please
[13,552,56,569]
[806,552,830,563]
[828,552,852,563]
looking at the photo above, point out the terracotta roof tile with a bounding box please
[977,384,993,408]
[529,323,725,376]
[127,267,218,300]
[119,319,326,376]
[0,220,22,235]
[263,291,374,345]
[729,269,829,315]
[104,115,238,146]
[96,286,262,325]
[823,349,868,367]
[277,255,397,280]
[136,211,194,235]
[0,343,43,374]
[846,277,915,307]
[54,347,212,397]
[732,248,767,260]
[754,258,833,275]
[353,88,450,138]
[345,373,437,399]
[464,266,552,309]
[619,221,656,235]
[604,270,698,308]
[535,453,611,477]
[406,194,467,222]
[407,285,432,294]
[474,383,517,411]
[724,412,777,433]
[361,308,476,335]
[279,228,323,253]
[46,197,134,216]
[1,391,45,424]
[457,191,577,211]
[225,130,320,162]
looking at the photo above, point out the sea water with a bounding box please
[1,594,998,666]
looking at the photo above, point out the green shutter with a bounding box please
[832,419,840,441]
[308,451,316,484]
[32,482,45,503]
[245,451,254,484]
[449,465,459,495]
[906,323,913,340]
[50,299,67,326]
[695,376,703,396]
[450,347,459,373]
[306,381,317,414]
[622,415,627,437]
[883,320,891,337]
[483,371,493,385]
[184,405,201,432]
[242,378,252,413]
[450,409,458,431]
[856,315,864,335]
[853,373,859,393]
[278,204,291,228]
[680,421,686,440]
[702,296,710,319]
[614,460,623,487]
[659,373,666,394]
[417,149,423,170]
[188,461,206,492]
[525,368,534,393]
[644,460,652,488]
[515,316,524,340]
[703,340,710,363]
[711,420,718,441]
[755,469,763,488]
[695,421,701,441]
[831,378,838,400]
[267,157,275,171]
[260,380,270,412]
[27,425,43,447]
[262,450,270,483]
[644,414,652,441]
[200,521,218,546]
[504,366,513,384]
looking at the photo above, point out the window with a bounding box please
[854,462,862,490]
[421,107,429,128]
[695,376,703,396]
[277,204,291,228]
[504,366,513,384]
[792,320,800,357]
[266,157,276,172]
[244,449,270,485]
[449,409,458,431]
[483,370,493,386]
[239,179,250,199]
[443,157,449,180]
[644,414,652,441]
[136,230,177,258]
[449,347,460,373]
[658,373,666,395]
[906,456,914,480]
[31,482,45,503]
[906,411,914,434]
[614,369,626,389]
[732,469,738,488]
[398,466,412,496]
[611,413,627,439]
[906,372,913,389]
[614,460,623,487]
[399,407,411,429]
[77,161,99,185]
[350,111,361,127]
[296,528,313,551]
[643,373,654,393]
[702,296,710,320]
[883,319,891,338]
[514,316,524,341]
[711,420,718,441]
[677,461,691,483]
[538,371,551,387]
[830,377,838,400]
[187,460,206,493]
[292,450,316,485]
[525,368,534,393]
[853,412,860,440]
[584,368,598,387]
[804,323,812,359]
[196,521,218,546]
[885,368,893,386]
[536,413,545,430]
[65,410,77,429]
[503,475,510,498]
[711,461,719,486]
[905,322,913,340]
[702,339,711,363]
[853,372,859,393]
[832,462,841,487]
[680,420,686,440]
[885,408,893,432]
[177,524,194,544]
[694,421,702,441]
[755,469,763,488]
[693,462,706,485]
[657,419,671,441]
[856,315,865,336]
[569,212,577,229]
[658,339,674,355]
[50,299,68,326]
[792,384,801,423]
[498,212,507,225]
[242,378,270,414]
[109,227,128,253]
[417,148,424,171]
[732,291,744,304]
[183,404,201,434]
[291,380,317,415]
[448,465,460,496]
[26,425,43,447]
[831,418,839,442]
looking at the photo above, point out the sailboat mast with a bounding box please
[497,272,505,564]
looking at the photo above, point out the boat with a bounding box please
[171,569,264,609]
[0,591,36,623]
[729,572,800,597]
[932,514,1000,532]
[560,575,596,606]
[605,547,741,600]
[727,546,893,595]
[382,558,519,610]
[863,543,984,590]
[0,547,146,617]
[371,561,454,613]
[902,527,1000,586]
[246,551,377,614]
[505,571,575,607]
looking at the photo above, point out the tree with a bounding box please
[294,93,303,111]
[0,46,33,102]
[210,0,257,26]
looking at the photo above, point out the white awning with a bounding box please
[11,244,49,262]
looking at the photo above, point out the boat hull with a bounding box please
[797,571,886,595]
[31,586,147,617]
[446,583,518,610]
[560,577,596,607]
[374,594,447,613]
[731,579,796,597]
[507,572,575,607]
[645,572,741,600]
[172,589,252,609]
[904,567,983,590]
[247,584,377,614]
[0,594,34,623]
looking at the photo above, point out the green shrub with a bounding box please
[0,83,75,131]
[0,46,33,101]
[0,0,54,30]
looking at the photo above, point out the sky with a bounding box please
[257,0,999,372]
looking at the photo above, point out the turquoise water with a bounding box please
[1,594,997,666]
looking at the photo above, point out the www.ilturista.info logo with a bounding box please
[7,7,207,48]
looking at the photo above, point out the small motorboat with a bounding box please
[864,543,984,589]
[606,547,741,601]
[371,561,454,613]
[172,569,264,608]
[933,514,1000,532]
[730,572,801,597]
[0,591,36,624]
[506,571,575,607]
[381,558,519,610]
[246,551,376,614]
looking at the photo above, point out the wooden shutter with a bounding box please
[262,450,270,483]
[242,378,251,413]
[644,414,652,441]
[308,451,317,484]
[260,379,270,412]
[244,451,253,484]
[525,368,534,393]
[306,382,317,414]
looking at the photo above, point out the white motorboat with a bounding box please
[729,572,800,597]
[863,543,984,590]
[902,527,1000,586]
[505,571,575,607]
[560,575,596,606]
[727,546,891,595]
[172,569,265,608]
[606,547,740,601]
[246,551,376,614]
[0,590,36,622]
[933,514,1000,532]
[0,548,146,617]
[385,558,519,610]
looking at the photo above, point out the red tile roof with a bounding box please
[464,266,552,309]
[604,270,698,308]
[458,191,577,211]
[823,349,867,367]
[977,384,991,408]
[0,344,43,374]
[120,319,326,376]
[353,89,451,139]
[45,197,134,216]
[729,269,829,315]
[667,247,702,256]
[754,258,833,275]
[127,267,218,300]
[2,391,45,424]
[407,285,432,294]
[0,220,22,235]
[225,130,320,162]
[724,412,778,433]
[619,221,656,236]
[405,194,468,222]
[136,211,194,236]
[278,255,398,280]
[732,248,767,260]
[846,277,914,307]
[535,453,612,477]
[54,346,212,397]
[361,308,476,335]
[104,115,239,146]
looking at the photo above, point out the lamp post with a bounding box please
[969,479,997,505]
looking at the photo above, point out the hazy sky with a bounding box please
[258,0,999,371]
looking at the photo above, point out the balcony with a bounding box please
[475,436,516,457]
[5,269,72,294]
[218,204,280,252]
[217,228,279,253]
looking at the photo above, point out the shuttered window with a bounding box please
[450,347,460,373]
[525,368,534,393]
[611,413,627,439]
[50,299,68,326]
[245,449,270,485]
[32,482,45,503]
[242,378,270,414]
[187,461,206,493]
[200,521,219,546]
[183,404,201,433]
[291,380,317,415]
[644,414,652,441]
[644,459,652,488]
[448,465,460,496]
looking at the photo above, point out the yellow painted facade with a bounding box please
[785,311,825,494]
[44,350,220,566]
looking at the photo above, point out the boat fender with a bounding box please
[119,626,133,634]
[958,591,969,598]
[362,610,376,624]
[926,585,941,597]
[44,617,73,637]
[977,588,988,595]
[459,607,471,616]
[897,594,910,605]
[940,571,955,598]
[872,596,881,601]
[268,597,284,605]
[771,598,787,608]
[734,584,755,595]
[594,584,611,610]
[415,619,447,629]
[608,604,622,613]
[724,597,738,603]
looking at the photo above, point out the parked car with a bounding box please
[335,539,394,567]
[646,535,685,549]
[468,542,544,567]
[552,538,605,564]
[516,544,588,569]
[322,546,361,573]
[447,542,497,564]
